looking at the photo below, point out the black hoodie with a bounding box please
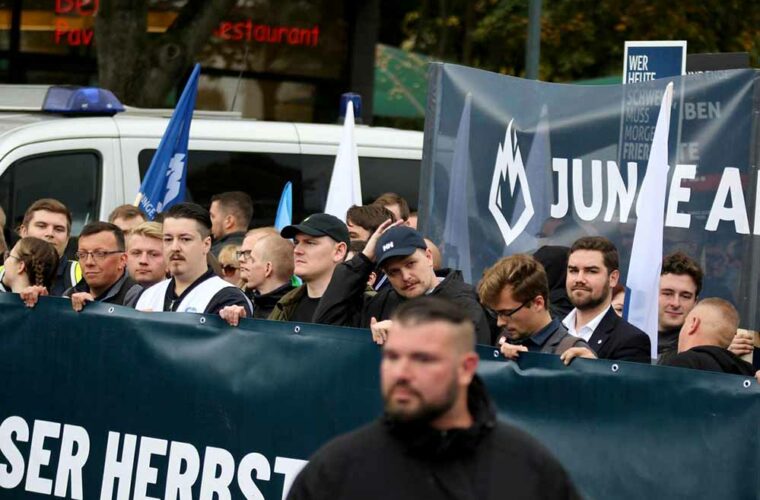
[663,345,756,376]
[313,253,492,345]
[287,376,581,500]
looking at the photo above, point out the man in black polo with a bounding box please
[288,297,580,500]
[65,222,142,310]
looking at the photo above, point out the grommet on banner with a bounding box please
[493,350,500,358]
[294,325,301,333]
[199,317,206,325]
[611,364,619,373]
[107,306,115,314]
[743,380,752,388]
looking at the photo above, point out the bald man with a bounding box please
[661,298,756,376]
[220,232,295,323]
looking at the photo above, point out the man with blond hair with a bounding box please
[108,204,146,233]
[126,221,167,288]
[662,298,756,376]
[479,254,591,358]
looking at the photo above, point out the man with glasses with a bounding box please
[221,233,294,321]
[478,254,593,360]
[65,222,143,310]
[135,203,252,315]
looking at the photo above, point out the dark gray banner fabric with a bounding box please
[420,64,760,327]
[0,296,758,499]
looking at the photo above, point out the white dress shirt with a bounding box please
[562,305,611,342]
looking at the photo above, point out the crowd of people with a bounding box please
[1,193,758,383]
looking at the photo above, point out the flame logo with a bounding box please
[488,120,534,246]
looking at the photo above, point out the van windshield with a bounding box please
[138,150,420,226]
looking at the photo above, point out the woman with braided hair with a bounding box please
[2,237,58,293]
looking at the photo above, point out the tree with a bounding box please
[397,0,760,82]
[95,0,237,107]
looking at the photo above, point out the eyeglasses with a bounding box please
[235,250,252,261]
[221,264,239,277]
[75,250,123,262]
[2,251,18,262]
[490,301,530,321]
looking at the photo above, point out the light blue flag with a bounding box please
[441,93,472,284]
[624,82,674,358]
[274,182,293,231]
[136,63,201,220]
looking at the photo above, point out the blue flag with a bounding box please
[136,64,201,220]
[274,182,293,231]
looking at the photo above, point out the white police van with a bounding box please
[0,85,422,238]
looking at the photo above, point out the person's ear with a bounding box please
[264,261,273,279]
[203,235,212,254]
[609,269,620,288]
[118,252,127,271]
[334,242,348,262]
[459,353,479,385]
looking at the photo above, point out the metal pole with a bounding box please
[525,0,542,80]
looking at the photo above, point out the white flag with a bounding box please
[324,101,362,221]
[625,82,674,358]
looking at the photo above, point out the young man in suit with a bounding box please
[562,236,651,363]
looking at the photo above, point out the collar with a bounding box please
[76,270,130,301]
[214,232,246,245]
[166,268,215,311]
[563,305,610,337]
[527,318,560,348]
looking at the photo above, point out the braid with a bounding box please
[32,258,45,287]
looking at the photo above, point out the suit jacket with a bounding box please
[587,308,651,363]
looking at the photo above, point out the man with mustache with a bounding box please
[287,297,580,500]
[314,222,492,345]
[562,236,651,363]
[134,203,252,315]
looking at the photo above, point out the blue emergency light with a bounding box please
[42,86,125,116]
[339,92,362,123]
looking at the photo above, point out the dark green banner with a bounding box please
[0,294,757,499]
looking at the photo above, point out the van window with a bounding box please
[138,150,420,226]
[0,151,101,240]
[309,156,421,209]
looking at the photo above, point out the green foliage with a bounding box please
[398,0,760,81]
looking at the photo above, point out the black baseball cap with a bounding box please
[376,226,427,267]
[280,213,350,245]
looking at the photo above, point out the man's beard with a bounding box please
[570,283,610,311]
[383,378,458,425]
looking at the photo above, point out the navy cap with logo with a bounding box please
[280,213,350,245]
[375,226,427,267]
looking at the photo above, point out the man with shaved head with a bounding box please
[661,298,756,376]
[287,297,579,500]
[221,233,295,322]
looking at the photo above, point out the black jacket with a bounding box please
[248,283,295,319]
[64,271,142,307]
[663,345,756,376]
[313,253,492,345]
[587,308,651,363]
[287,376,580,500]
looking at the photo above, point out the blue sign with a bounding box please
[623,41,686,84]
